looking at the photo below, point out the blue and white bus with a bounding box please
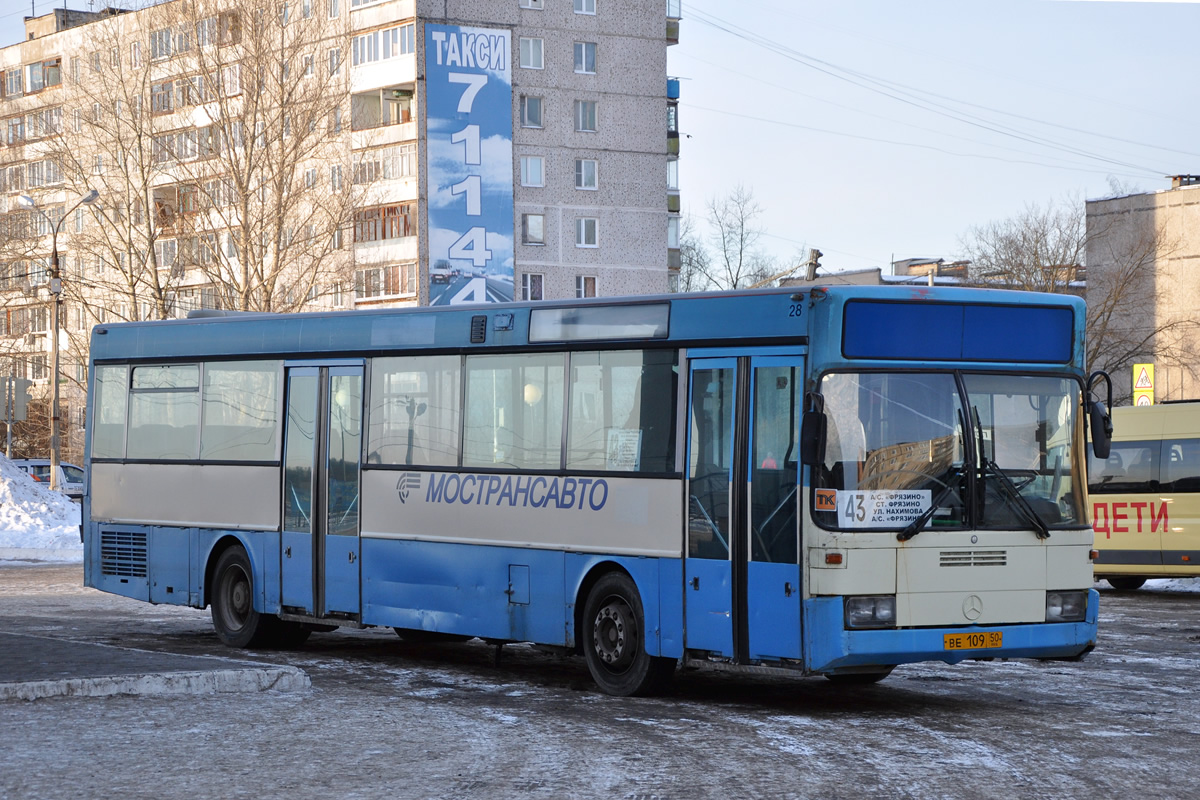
[83,286,1112,695]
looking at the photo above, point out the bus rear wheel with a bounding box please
[1107,577,1147,592]
[211,546,276,649]
[582,572,675,697]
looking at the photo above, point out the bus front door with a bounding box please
[686,356,803,664]
[280,365,364,620]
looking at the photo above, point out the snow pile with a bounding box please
[0,455,82,562]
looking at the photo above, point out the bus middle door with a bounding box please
[685,355,803,664]
[280,364,364,620]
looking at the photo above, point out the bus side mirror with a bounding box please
[800,392,826,467]
[1086,370,1114,460]
[1089,401,1113,461]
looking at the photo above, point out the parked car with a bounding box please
[11,459,84,501]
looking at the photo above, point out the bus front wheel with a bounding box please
[1107,577,1147,592]
[582,572,675,697]
[211,546,276,648]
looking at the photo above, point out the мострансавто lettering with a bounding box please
[426,473,609,511]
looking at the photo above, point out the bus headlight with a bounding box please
[1045,591,1087,622]
[845,596,897,629]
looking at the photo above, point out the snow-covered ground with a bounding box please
[0,456,83,563]
[0,456,1194,594]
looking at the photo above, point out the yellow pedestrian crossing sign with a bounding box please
[1133,363,1154,406]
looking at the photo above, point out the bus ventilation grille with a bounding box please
[939,550,1007,568]
[101,530,149,578]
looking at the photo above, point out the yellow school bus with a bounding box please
[1087,401,1200,590]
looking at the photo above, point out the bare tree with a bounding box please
[961,198,1086,291]
[959,196,1199,404]
[674,212,710,292]
[46,0,360,324]
[701,185,776,290]
[167,0,360,313]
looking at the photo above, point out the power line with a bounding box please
[686,8,1174,177]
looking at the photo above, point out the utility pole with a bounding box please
[17,189,99,490]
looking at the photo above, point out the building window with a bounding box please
[303,55,314,77]
[574,100,597,132]
[519,0,544,8]
[150,29,172,61]
[520,155,545,187]
[328,0,341,18]
[352,24,416,66]
[667,216,679,249]
[667,158,679,190]
[355,262,416,299]
[354,204,415,242]
[197,17,217,48]
[575,0,596,13]
[575,158,597,190]
[519,37,544,70]
[329,48,342,76]
[576,217,598,248]
[576,276,597,298]
[331,164,343,192]
[4,69,23,97]
[150,80,173,114]
[352,143,417,183]
[520,95,543,128]
[522,273,544,301]
[305,168,317,188]
[522,214,545,245]
[574,42,597,74]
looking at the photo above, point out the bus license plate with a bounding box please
[943,631,1002,650]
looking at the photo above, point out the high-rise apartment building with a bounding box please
[0,0,681,461]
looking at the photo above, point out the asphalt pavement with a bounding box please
[0,583,309,701]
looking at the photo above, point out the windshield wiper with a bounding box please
[983,458,1050,540]
[897,482,958,542]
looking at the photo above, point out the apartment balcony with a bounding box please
[667,0,682,44]
[351,85,417,148]
[354,236,418,265]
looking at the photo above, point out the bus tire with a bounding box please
[211,546,276,649]
[1107,577,1146,592]
[825,667,894,685]
[582,572,675,697]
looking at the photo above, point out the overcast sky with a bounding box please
[4,0,1198,274]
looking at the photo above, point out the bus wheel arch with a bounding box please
[207,538,277,649]
[576,565,675,696]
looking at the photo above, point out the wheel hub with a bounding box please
[593,600,635,669]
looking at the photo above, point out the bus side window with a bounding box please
[1163,439,1200,492]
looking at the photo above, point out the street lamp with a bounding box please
[16,189,100,492]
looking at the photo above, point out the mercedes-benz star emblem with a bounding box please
[962,594,984,621]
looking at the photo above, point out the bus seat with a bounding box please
[1102,453,1125,479]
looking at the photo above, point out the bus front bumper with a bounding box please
[806,589,1100,674]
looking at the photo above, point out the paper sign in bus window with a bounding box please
[607,429,642,471]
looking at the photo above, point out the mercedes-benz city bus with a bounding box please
[83,285,1112,695]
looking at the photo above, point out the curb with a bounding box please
[0,665,310,701]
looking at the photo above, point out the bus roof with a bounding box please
[88,284,1084,364]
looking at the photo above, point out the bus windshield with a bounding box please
[814,372,1084,532]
